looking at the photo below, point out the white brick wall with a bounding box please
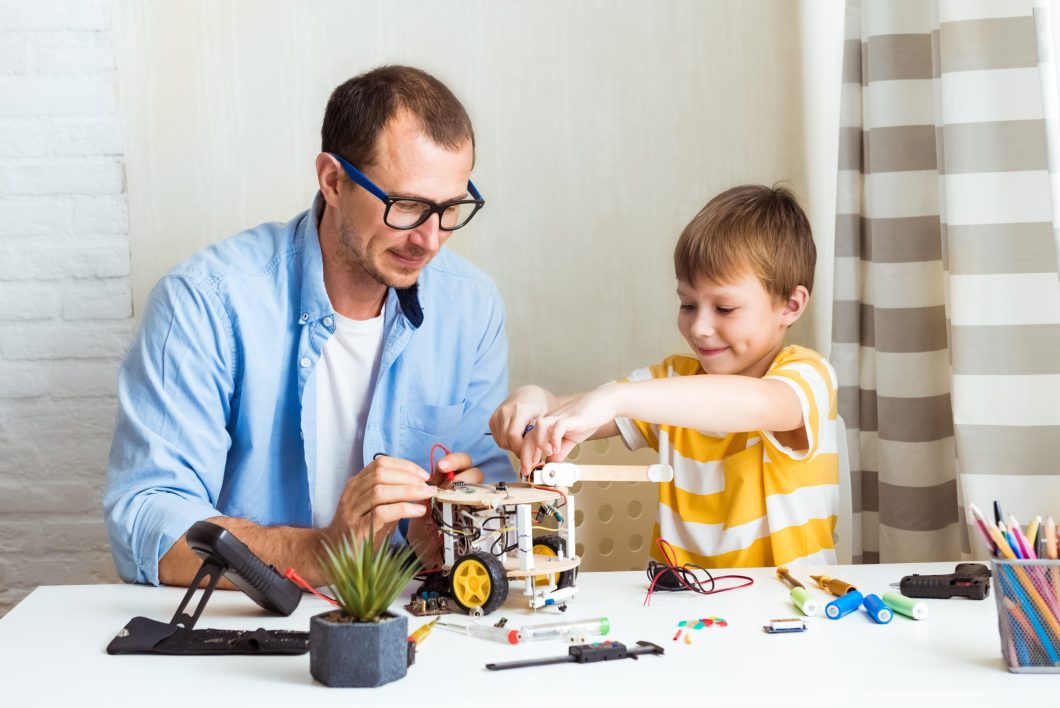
[0,0,130,615]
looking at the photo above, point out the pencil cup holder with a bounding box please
[992,559,1060,673]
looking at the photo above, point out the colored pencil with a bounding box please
[989,524,1017,560]
[1046,516,1060,608]
[1010,515,1038,560]
[967,503,998,556]
[1000,522,1023,559]
[1004,597,1042,665]
[1027,516,1042,551]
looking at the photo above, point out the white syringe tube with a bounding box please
[517,617,610,642]
[438,622,522,644]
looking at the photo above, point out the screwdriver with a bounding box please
[810,574,858,597]
[408,618,439,646]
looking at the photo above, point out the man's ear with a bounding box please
[780,285,810,325]
[315,152,343,207]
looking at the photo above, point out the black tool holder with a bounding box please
[107,555,309,656]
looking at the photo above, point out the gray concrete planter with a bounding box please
[310,611,408,688]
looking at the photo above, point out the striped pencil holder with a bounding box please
[993,559,1060,673]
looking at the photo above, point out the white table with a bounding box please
[0,562,1055,705]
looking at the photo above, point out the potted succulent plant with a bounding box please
[310,531,420,688]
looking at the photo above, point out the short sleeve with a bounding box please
[762,353,836,462]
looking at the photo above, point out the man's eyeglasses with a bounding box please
[328,152,485,231]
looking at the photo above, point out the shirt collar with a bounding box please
[298,191,424,329]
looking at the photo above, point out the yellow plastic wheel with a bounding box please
[453,559,491,607]
[449,551,508,615]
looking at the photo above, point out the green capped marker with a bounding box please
[882,592,928,620]
[777,567,820,617]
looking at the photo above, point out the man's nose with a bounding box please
[408,214,443,252]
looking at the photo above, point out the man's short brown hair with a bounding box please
[674,184,815,301]
[321,65,475,168]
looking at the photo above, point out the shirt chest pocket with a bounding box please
[401,401,465,437]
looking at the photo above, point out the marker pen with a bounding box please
[436,621,522,644]
[862,593,893,624]
[825,590,864,619]
[882,592,928,620]
[777,567,819,617]
[518,617,610,642]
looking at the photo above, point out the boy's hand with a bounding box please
[521,385,620,475]
[489,385,553,458]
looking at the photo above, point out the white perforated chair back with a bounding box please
[538,439,660,572]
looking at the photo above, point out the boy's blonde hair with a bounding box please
[674,184,815,302]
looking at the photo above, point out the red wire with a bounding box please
[643,538,754,606]
[430,443,452,482]
[283,567,339,605]
[530,483,568,507]
[416,566,444,575]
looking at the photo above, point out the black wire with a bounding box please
[646,560,717,593]
[431,504,480,542]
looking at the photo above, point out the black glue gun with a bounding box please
[898,563,991,600]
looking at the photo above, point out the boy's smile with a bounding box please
[677,271,807,379]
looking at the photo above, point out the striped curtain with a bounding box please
[832,0,1060,563]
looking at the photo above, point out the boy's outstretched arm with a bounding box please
[527,375,805,464]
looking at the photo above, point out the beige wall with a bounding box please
[113,0,843,397]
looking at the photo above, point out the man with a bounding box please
[104,66,511,587]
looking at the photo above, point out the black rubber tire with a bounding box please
[532,534,576,589]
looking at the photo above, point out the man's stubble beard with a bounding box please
[338,218,427,290]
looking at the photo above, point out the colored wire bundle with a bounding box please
[643,539,754,605]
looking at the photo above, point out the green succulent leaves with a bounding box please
[319,531,420,622]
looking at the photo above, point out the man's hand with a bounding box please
[406,451,483,568]
[489,385,554,456]
[521,385,620,474]
[326,455,436,550]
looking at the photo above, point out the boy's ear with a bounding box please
[780,285,810,325]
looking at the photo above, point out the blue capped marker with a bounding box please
[825,590,864,619]
[862,593,893,624]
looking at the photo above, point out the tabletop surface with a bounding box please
[1,562,1056,705]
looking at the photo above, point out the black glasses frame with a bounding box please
[329,152,485,231]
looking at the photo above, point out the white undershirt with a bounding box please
[313,309,385,527]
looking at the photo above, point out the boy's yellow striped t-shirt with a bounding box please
[614,345,839,568]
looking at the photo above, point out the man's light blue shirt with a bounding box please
[104,193,511,585]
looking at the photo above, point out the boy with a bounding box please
[490,185,838,568]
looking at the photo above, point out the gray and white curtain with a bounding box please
[833,0,1060,563]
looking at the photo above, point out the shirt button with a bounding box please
[323,316,333,327]
[300,313,309,322]
[300,357,311,368]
